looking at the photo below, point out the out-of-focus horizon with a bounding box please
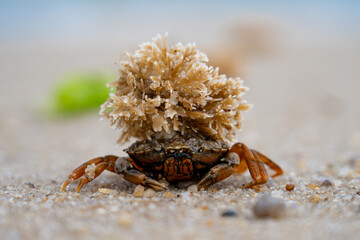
[1,1,360,46]
[1,0,360,107]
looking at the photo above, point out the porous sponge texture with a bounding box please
[100,35,250,143]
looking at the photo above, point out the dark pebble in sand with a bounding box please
[321,179,333,187]
[24,182,36,188]
[253,193,286,219]
[221,210,237,217]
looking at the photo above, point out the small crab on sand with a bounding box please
[60,34,283,193]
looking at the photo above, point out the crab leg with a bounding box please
[230,143,283,189]
[60,155,118,192]
[251,149,283,178]
[61,155,167,193]
[123,170,167,191]
[114,159,167,191]
[197,152,240,190]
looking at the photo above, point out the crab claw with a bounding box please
[123,169,168,191]
[144,177,168,191]
[60,177,73,192]
[198,163,235,190]
[60,155,119,193]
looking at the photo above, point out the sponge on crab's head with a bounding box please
[100,34,251,143]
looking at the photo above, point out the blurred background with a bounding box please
[0,0,360,178]
[1,1,360,240]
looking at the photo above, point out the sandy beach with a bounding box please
[1,1,360,239]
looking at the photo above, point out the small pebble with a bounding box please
[98,188,113,194]
[221,210,237,217]
[310,194,322,203]
[320,179,333,187]
[188,184,198,192]
[165,191,173,198]
[253,193,286,219]
[24,182,35,188]
[143,189,156,198]
[285,184,295,191]
[134,185,145,197]
[118,213,133,227]
[308,183,320,189]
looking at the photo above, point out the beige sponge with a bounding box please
[100,34,250,143]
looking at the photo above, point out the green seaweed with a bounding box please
[47,72,114,116]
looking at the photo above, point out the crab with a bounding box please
[60,132,283,192]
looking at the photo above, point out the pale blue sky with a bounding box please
[1,1,359,44]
